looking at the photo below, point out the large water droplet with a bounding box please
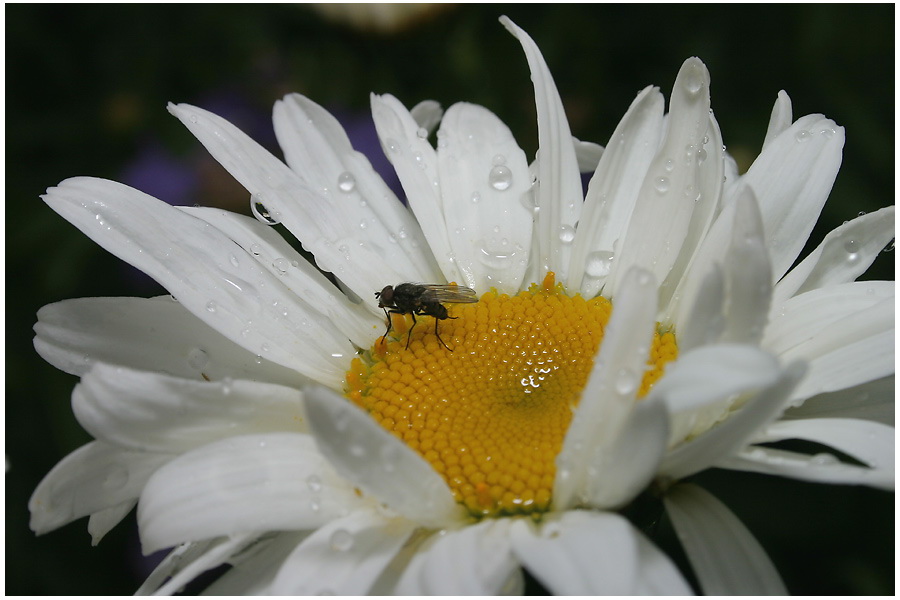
[329,529,354,552]
[559,225,576,244]
[415,127,428,139]
[187,348,209,370]
[795,130,811,143]
[250,194,280,225]
[337,172,356,193]
[683,67,704,94]
[273,258,290,275]
[614,367,638,395]
[585,250,615,277]
[488,165,513,191]
[654,177,670,194]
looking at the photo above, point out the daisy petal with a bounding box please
[773,206,895,306]
[783,297,893,401]
[762,90,793,149]
[169,102,407,300]
[509,510,638,594]
[664,483,786,595]
[136,539,217,595]
[42,177,353,386]
[88,500,135,545]
[153,533,259,596]
[394,519,520,595]
[660,361,805,480]
[501,16,582,283]
[754,418,894,483]
[573,137,604,172]
[73,363,305,454]
[436,102,533,293]
[783,377,894,425]
[181,205,381,347]
[736,113,844,281]
[607,57,712,298]
[137,433,361,553]
[719,445,892,489]
[29,441,172,535]
[270,508,415,595]
[571,85,665,297]
[633,529,694,594]
[675,264,726,352]
[303,386,464,528]
[201,531,309,595]
[272,94,439,282]
[33,296,304,386]
[410,99,443,133]
[555,268,657,509]
[371,93,459,283]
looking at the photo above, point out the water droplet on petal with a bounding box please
[385,138,400,154]
[189,114,199,123]
[206,301,217,313]
[229,254,240,267]
[654,177,670,194]
[470,191,481,204]
[559,225,576,244]
[585,250,615,277]
[250,194,280,225]
[187,348,209,370]
[810,453,838,466]
[306,474,323,492]
[488,165,513,191]
[103,465,129,490]
[330,529,354,551]
[273,258,290,274]
[337,172,356,193]
[795,130,811,143]
[492,153,507,166]
[416,127,428,139]
[614,367,638,395]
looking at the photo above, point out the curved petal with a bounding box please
[30,441,172,535]
[660,361,805,479]
[147,533,259,596]
[169,102,406,301]
[33,296,305,387]
[136,539,217,595]
[509,510,638,595]
[273,93,439,282]
[270,508,415,595]
[773,206,895,306]
[200,531,308,595]
[673,263,726,353]
[501,16,582,284]
[42,177,353,387]
[303,385,464,528]
[664,483,786,595]
[606,57,712,298]
[436,102,533,293]
[370,93,460,283]
[410,99,443,133]
[137,433,362,553]
[394,519,521,595]
[88,500,135,545]
[735,113,844,281]
[783,376,894,425]
[73,363,306,454]
[555,268,658,509]
[633,528,694,594]
[754,418,894,484]
[571,85,665,297]
[181,205,382,347]
[762,90,793,150]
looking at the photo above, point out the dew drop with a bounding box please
[221,377,233,395]
[350,444,365,457]
[273,258,290,274]
[250,194,280,225]
[416,127,428,139]
[229,254,240,268]
[187,348,209,370]
[189,114,199,123]
[103,465,129,490]
[337,172,356,193]
[664,159,675,172]
[249,243,262,256]
[206,301,217,313]
[470,191,481,204]
[810,453,838,466]
[330,529,354,551]
[385,138,400,154]
[309,498,321,512]
[654,177,670,194]
[584,250,615,278]
[492,153,507,166]
[614,367,638,395]
[559,225,576,244]
[306,474,323,493]
[795,130,811,143]
[488,165,513,191]
[683,67,704,94]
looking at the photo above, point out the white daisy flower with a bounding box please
[29,16,893,595]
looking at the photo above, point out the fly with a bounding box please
[375,283,478,350]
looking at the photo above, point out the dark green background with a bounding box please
[7,4,894,594]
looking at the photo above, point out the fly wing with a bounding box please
[418,284,479,304]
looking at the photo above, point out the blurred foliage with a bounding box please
[6,3,893,595]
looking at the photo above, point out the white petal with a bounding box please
[181,205,382,347]
[735,113,844,281]
[555,268,658,509]
[783,376,894,425]
[137,433,362,553]
[501,16,582,284]
[201,531,309,595]
[371,93,460,283]
[33,296,304,387]
[764,280,893,356]
[632,528,695,595]
[573,137,604,172]
[754,417,894,484]
[606,57,712,298]
[660,361,805,479]
[719,445,892,489]
[394,519,521,595]
[509,510,638,595]
[73,363,306,454]
[88,500,136,545]
[410,99,443,133]
[782,296,893,401]
[42,177,353,386]
[673,263,726,352]
[762,90,793,149]
[169,102,407,301]
[272,94,439,282]
[773,206,895,306]
[136,539,217,595]
[664,483,787,595]
[436,102,533,293]
[303,386,464,528]
[152,533,259,596]
[270,508,415,595]
[571,85,665,297]
[29,441,172,535]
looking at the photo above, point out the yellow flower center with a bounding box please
[344,273,677,517]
